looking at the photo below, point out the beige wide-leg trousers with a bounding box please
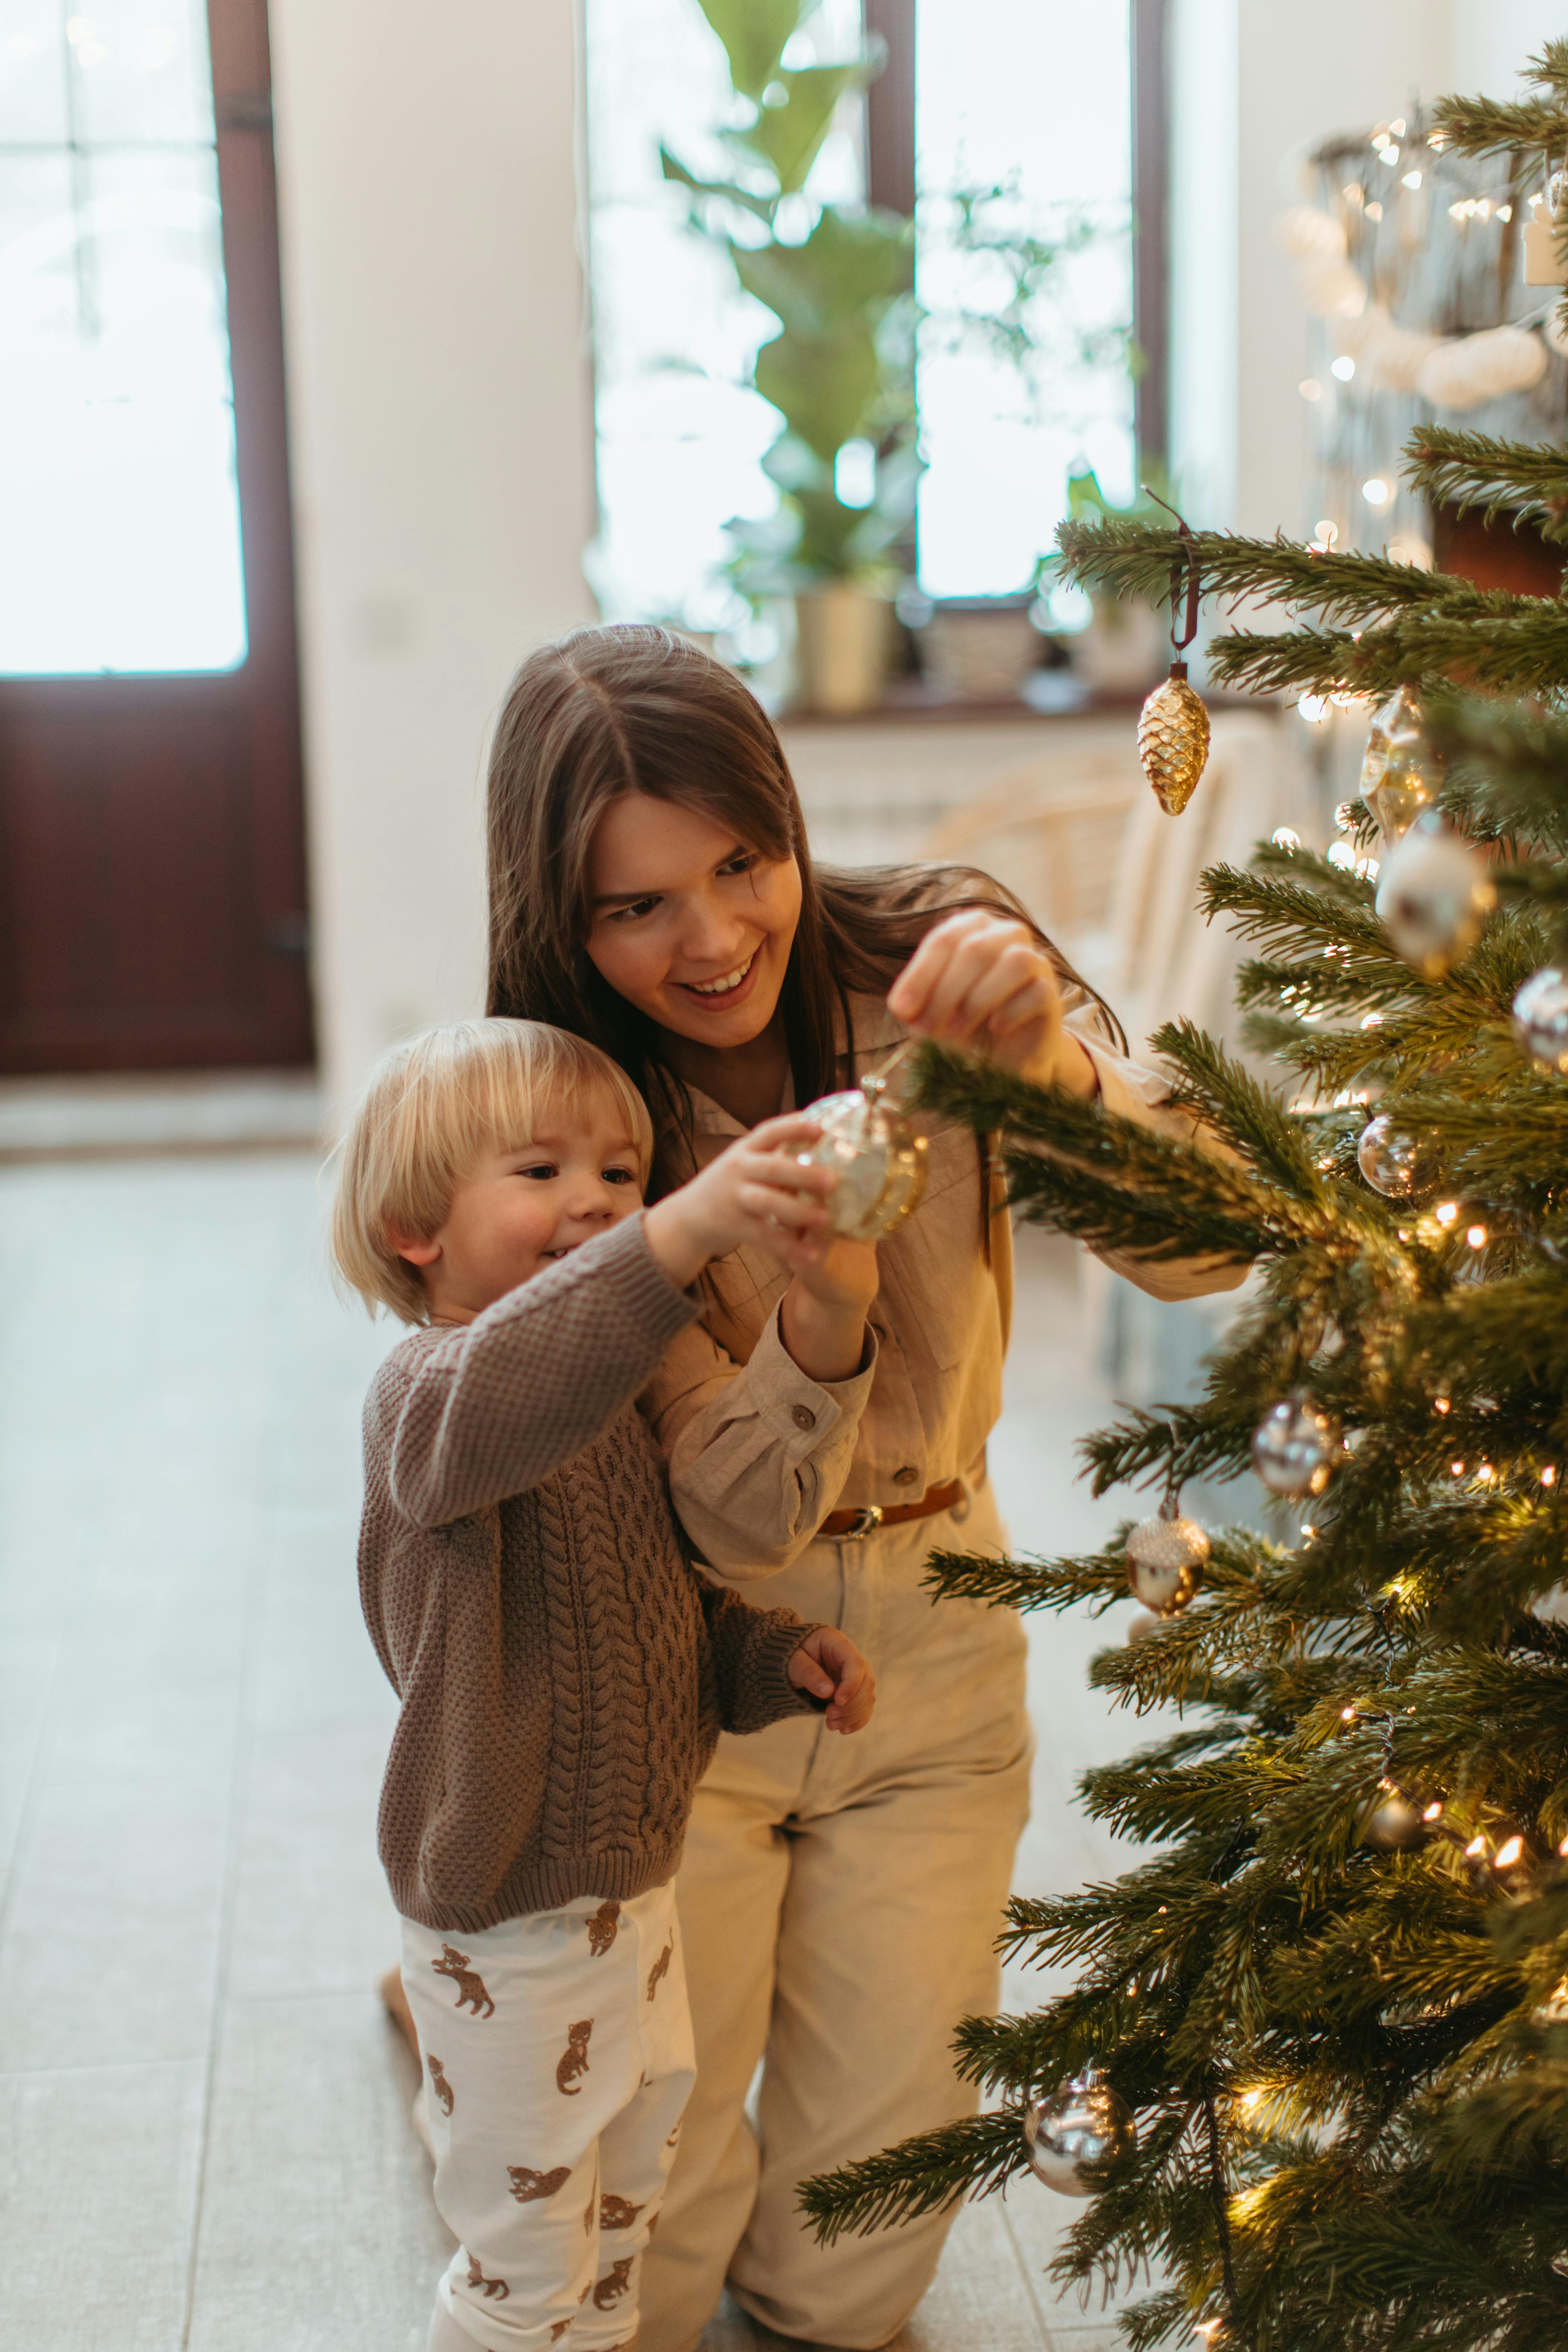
[639,1481,1031,2352]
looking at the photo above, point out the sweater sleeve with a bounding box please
[696,1578,822,1735]
[379,1214,700,1530]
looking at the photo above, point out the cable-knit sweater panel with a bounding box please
[358,1215,819,1934]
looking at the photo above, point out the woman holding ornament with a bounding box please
[482,625,1244,2352]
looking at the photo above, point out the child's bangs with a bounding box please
[465,1027,654,1186]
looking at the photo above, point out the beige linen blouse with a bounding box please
[640,991,1245,1585]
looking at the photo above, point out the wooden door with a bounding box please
[0,0,312,1073]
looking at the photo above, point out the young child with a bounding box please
[331,1018,874,2352]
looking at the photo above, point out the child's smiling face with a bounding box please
[388,1096,646,1324]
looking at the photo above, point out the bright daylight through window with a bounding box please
[585,0,1133,637]
[0,0,247,676]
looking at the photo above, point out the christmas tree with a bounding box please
[802,43,1568,2352]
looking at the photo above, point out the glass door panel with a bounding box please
[0,0,247,673]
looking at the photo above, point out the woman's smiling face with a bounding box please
[583,792,802,1051]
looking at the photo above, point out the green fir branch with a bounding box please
[1402,425,1568,546]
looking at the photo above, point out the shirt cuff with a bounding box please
[745,1303,879,1457]
[1074,1032,1174,1124]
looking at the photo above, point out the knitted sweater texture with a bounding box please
[358,1214,819,1933]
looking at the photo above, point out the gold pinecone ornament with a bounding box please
[1138,659,1211,814]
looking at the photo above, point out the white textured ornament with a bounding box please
[1418,324,1547,410]
[1356,1115,1440,1199]
[1251,1398,1339,1498]
[1277,205,1348,261]
[1298,255,1367,320]
[1125,1509,1210,1616]
[1024,2070,1136,2197]
[797,1073,928,1241]
[1374,814,1496,977]
[1351,305,1440,394]
[1513,966,1568,1073]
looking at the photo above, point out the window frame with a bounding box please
[864,0,1168,469]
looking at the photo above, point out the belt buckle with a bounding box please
[841,1504,884,1541]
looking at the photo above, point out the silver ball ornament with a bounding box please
[1023,2068,1136,2197]
[1125,1508,1210,1616]
[1512,967,1568,1074]
[1361,1784,1426,1850]
[1251,1398,1339,1498]
[796,1072,929,1241]
[1374,813,1496,978]
[1356,1115,1440,1199]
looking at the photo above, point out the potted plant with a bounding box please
[663,0,916,712]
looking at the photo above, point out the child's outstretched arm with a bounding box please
[696,1581,875,1738]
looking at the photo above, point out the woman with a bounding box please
[485,625,1242,2352]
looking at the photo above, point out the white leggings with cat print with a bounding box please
[400,1883,695,2352]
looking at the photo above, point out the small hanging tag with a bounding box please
[1523,195,1568,287]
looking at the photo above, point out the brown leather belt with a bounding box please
[818,1478,965,1542]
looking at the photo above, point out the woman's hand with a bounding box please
[644,1113,838,1290]
[886,909,1099,1098]
[788,1626,875,1734]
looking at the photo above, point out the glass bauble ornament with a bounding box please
[1125,1505,1210,1616]
[1356,1114,1440,1199]
[1023,2068,1136,2197]
[796,1070,929,1242]
[1251,1397,1339,1498]
[1361,1784,1427,1850]
[1137,660,1210,815]
[1374,813,1496,978]
[1359,684,1441,842]
[1513,967,1568,1073]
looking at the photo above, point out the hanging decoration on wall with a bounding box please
[1135,494,1210,816]
[1279,197,1552,412]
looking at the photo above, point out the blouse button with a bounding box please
[792,1404,817,1432]
[892,1465,919,1487]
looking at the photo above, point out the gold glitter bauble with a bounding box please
[1137,660,1211,814]
[796,1073,929,1242]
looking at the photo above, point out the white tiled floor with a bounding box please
[0,1152,1178,2352]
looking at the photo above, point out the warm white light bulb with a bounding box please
[1362,477,1391,506]
[1331,356,1355,381]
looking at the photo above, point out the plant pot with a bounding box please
[793,585,893,714]
[915,594,1043,702]
[1066,596,1169,692]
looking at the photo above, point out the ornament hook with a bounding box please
[1140,485,1203,659]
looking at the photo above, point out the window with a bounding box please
[585,0,1139,622]
[0,0,247,675]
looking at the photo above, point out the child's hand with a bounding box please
[644,1114,839,1289]
[788,1626,875,1734]
[887,909,1099,1098]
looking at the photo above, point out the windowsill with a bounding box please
[775,674,1273,726]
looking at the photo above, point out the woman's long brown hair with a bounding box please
[486,624,1123,1191]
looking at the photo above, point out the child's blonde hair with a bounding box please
[331,1018,653,1324]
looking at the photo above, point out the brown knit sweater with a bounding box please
[358,1213,820,1932]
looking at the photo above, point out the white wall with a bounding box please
[268,0,597,1111]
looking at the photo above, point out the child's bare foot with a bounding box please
[379,1964,420,2059]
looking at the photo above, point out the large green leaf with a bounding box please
[732,206,914,331]
[659,148,776,224]
[724,59,879,196]
[754,318,879,459]
[695,0,809,100]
